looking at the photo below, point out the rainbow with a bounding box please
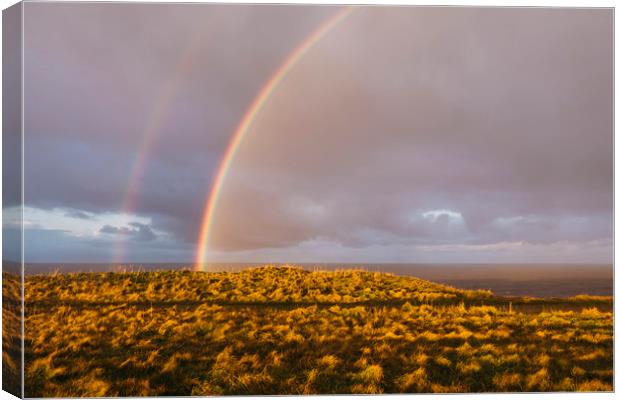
[114,30,205,264]
[195,6,355,271]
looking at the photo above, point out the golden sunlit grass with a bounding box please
[14,266,614,396]
[3,272,22,396]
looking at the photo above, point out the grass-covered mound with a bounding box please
[23,266,613,396]
[25,265,492,304]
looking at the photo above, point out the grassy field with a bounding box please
[5,266,614,396]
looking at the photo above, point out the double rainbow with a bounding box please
[194,6,355,270]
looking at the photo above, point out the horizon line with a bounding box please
[17,261,614,266]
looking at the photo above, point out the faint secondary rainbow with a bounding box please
[113,31,204,264]
[195,6,355,270]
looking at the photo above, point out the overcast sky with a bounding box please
[7,4,612,264]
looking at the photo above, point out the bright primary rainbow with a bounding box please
[194,6,355,270]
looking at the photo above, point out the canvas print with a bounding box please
[2,2,613,397]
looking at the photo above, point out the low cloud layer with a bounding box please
[100,222,156,242]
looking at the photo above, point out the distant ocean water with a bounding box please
[13,262,613,298]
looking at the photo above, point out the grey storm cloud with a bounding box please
[64,209,95,220]
[99,225,129,235]
[17,4,613,263]
[99,222,156,242]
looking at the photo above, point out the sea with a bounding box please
[13,262,613,298]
